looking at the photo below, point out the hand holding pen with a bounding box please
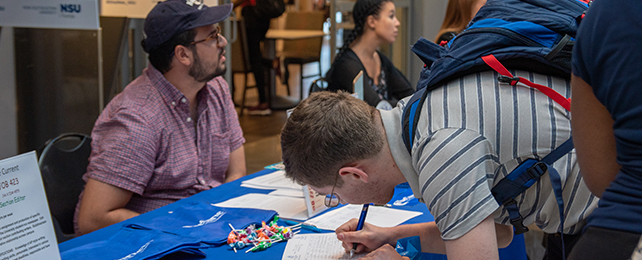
[351,204,370,258]
[335,204,396,257]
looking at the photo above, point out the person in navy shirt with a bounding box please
[569,0,642,259]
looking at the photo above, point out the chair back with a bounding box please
[282,11,326,59]
[309,77,329,94]
[231,18,251,73]
[38,133,91,242]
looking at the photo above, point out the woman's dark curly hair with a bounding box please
[332,0,392,64]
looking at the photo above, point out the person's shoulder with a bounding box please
[334,49,363,68]
[327,50,364,85]
[104,75,167,122]
[112,76,158,109]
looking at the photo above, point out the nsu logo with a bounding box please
[60,4,81,13]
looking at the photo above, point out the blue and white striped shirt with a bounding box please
[381,70,598,240]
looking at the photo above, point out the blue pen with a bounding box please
[351,204,370,258]
[282,220,324,233]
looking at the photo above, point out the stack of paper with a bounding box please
[241,170,303,198]
[281,233,367,259]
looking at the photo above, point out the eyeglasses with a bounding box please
[190,25,221,46]
[324,173,341,208]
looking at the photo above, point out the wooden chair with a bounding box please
[281,11,326,101]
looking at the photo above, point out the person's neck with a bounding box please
[350,34,380,59]
[373,110,408,186]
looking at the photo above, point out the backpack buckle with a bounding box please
[503,199,530,235]
[527,162,548,179]
[510,216,530,235]
[497,75,520,85]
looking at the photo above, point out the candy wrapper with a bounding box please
[226,216,300,253]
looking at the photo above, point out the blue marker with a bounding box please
[351,204,370,258]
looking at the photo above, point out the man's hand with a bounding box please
[335,218,396,254]
[361,244,410,260]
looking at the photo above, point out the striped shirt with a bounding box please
[81,64,245,214]
[381,70,598,240]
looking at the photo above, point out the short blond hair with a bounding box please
[281,92,384,188]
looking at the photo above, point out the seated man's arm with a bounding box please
[77,178,139,234]
[224,145,246,183]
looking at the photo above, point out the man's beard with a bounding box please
[189,51,225,83]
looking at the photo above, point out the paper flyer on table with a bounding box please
[241,170,301,191]
[213,193,308,220]
[305,204,422,231]
[268,189,304,198]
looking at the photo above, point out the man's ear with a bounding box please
[338,166,369,184]
[173,45,193,67]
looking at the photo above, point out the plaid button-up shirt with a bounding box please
[82,65,244,213]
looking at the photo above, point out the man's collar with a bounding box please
[379,107,424,202]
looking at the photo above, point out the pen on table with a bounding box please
[280,218,324,233]
[351,203,370,258]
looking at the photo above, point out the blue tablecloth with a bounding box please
[59,169,526,259]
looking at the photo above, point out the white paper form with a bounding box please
[268,189,305,198]
[305,204,423,231]
[241,170,302,191]
[281,233,367,260]
[213,193,308,220]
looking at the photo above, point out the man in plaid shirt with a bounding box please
[75,0,246,235]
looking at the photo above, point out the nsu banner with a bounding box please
[0,0,98,30]
[101,0,218,19]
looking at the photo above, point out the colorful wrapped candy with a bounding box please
[226,216,300,253]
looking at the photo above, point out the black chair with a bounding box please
[38,133,91,243]
[309,77,329,95]
[230,18,255,116]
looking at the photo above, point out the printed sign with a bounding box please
[302,185,327,218]
[100,0,218,19]
[0,152,61,260]
[0,0,98,30]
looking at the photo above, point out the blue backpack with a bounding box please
[401,0,589,241]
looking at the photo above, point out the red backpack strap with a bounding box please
[482,55,571,111]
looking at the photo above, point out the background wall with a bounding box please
[0,0,449,161]
[407,0,447,87]
[0,27,17,160]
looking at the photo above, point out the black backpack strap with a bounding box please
[491,137,574,235]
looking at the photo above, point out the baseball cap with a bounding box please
[142,0,233,52]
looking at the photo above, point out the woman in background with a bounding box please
[434,0,486,44]
[326,0,414,109]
